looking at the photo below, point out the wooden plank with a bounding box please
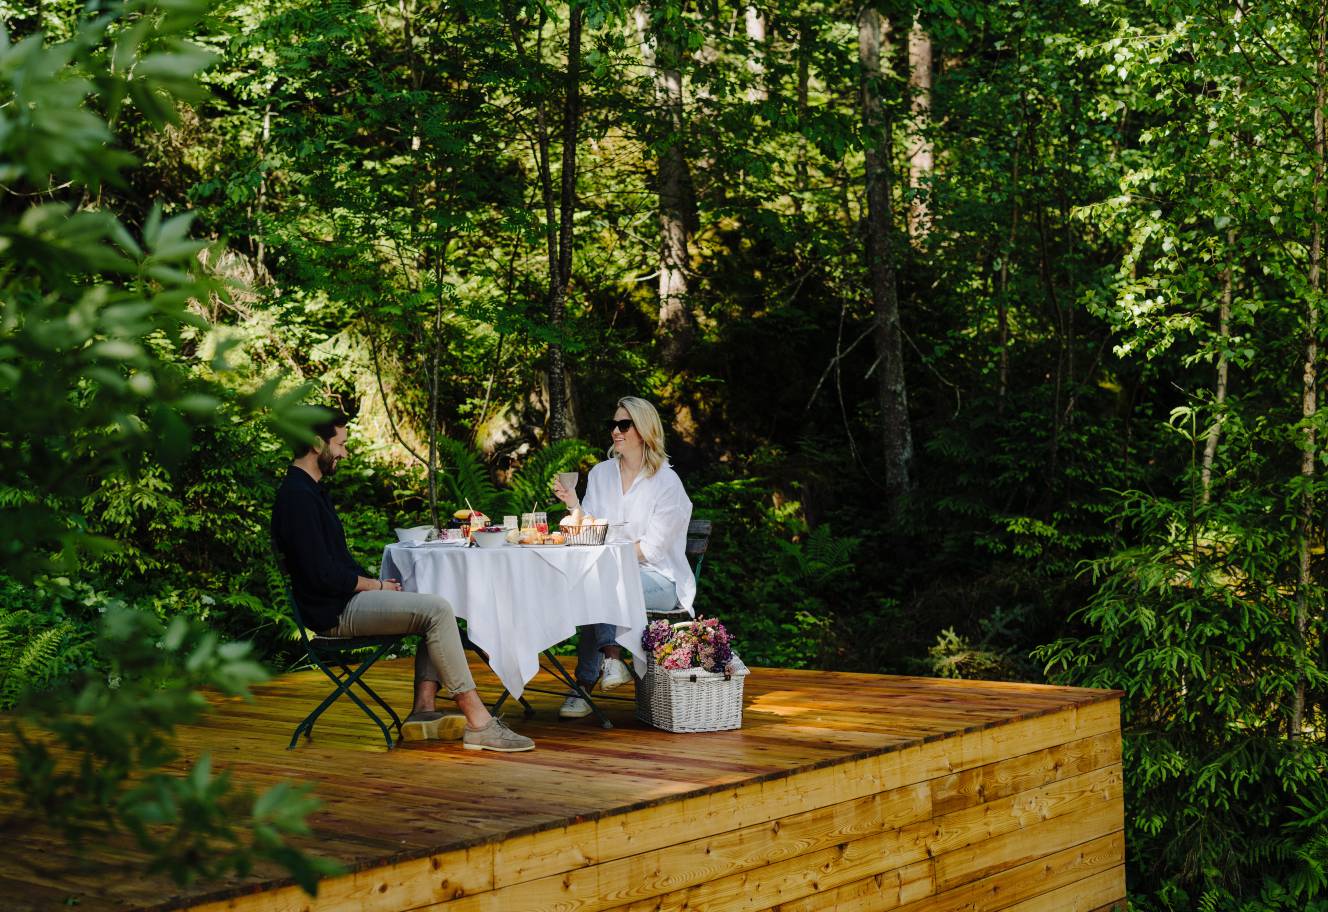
[765,831,1122,912]
[915,765,1122,861]
[930,732,1121,816]
[1085,902,1128,912]
[932,788,1122,891]
[452,766,1118,912]
[184,844,495,912]
[587,754,887,874]
[989,865,1125,912]
[598,836,933,912]
[886,700,1119,791]
[441,781,932,912]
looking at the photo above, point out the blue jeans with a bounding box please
[575,569,677,686]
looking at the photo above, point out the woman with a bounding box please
[551,396,694,719]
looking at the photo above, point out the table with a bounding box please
[380,541,647,701]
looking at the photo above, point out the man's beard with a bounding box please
[317,449,340,476]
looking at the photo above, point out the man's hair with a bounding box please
[294,407,351,458]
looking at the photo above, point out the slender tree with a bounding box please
[1199,231,1234,504]
[906,18,932,241]
[637,1,695,368]
[745,5,768,102]
[1294,0,1326,738]
[857,4,913,500]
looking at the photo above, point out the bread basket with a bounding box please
[560,522,609,546]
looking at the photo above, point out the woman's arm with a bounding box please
[552,475,580,510]
[637,477,689,565]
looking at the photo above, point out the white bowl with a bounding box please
[395,525,433,543]
[472,530,507,549]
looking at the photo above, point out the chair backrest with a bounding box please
[271,542,317,647]
[686,519,713,585]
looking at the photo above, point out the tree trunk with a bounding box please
[637,2,694,368]
[745,5,767,102]
[794,21,810,213]
[906,20,932,243]
[858,6,913,501]
[998,132,1020,415]
[255,103,271,280]
[547,4,584,442]
[1293,2,1326,739]
[1200,230,1234,504]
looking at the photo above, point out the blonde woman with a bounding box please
[551,396,694,719]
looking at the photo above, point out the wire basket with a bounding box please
[560,522,610,546]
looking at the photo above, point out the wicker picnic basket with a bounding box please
[635,651,750,733]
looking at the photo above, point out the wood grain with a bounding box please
[0,655,1123,912]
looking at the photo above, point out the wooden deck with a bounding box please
[0,655,1125,912]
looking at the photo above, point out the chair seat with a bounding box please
[308,634,402,651]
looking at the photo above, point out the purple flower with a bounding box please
[642,615,734,671]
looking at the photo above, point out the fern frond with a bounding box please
[433,438,501,515]
[506,439,597,517]
[1,622,77,707]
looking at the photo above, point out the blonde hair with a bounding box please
[611,396,668,477]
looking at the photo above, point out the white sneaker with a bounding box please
[559,695,593,719]
[600,657,632,691]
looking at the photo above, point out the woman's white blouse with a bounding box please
[581,457,695,615]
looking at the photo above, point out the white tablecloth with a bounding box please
[380,541,647,699]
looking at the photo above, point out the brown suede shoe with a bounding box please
[401,710,466,742]
[463,717,535,752]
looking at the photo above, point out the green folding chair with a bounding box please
[274,548,534,748]
[275,554,405,750]
[647,519,713,623]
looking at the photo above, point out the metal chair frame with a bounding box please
[645,518,713,624]
[286,584,406,751]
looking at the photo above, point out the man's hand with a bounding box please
[356,575,402,592]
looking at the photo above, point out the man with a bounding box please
[271,408,533,752]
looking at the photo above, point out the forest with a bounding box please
[3,0,1328,908]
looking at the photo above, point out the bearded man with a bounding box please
[271,407,533,752]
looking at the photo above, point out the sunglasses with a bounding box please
[604,418,634,433]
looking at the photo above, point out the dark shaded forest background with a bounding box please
[4,0,1328,908]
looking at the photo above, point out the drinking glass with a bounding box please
[534,511,548,534]
[520,512,536,532]
[503,515,518,531]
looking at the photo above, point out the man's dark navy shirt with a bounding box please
[271,465,370,631]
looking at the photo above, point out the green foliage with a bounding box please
[1038,489,1328,910]
[502,439,599,518]
[9,0,1328,905]
[689,474,861,669]
[0,0,321,578]
[432,437,503,516]
[0,0,335,895]
[8,606,341,893]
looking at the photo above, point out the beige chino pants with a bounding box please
[325,590,476,697]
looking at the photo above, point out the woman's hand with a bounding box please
[552,477,580,509]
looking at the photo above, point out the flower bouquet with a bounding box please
[635,617,749,733]
[642,617,735,673]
